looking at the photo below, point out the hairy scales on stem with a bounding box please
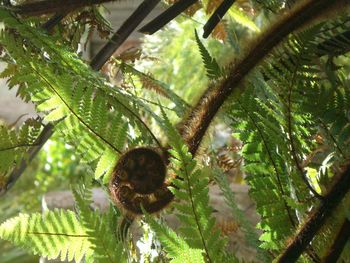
[179,0,350,156]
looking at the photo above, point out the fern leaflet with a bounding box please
[0,210,93,262]
[0,118,42,176]
[160,108,227,263]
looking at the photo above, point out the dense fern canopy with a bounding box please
[0,0,350,262]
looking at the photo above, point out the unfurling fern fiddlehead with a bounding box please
[109,147,174,215]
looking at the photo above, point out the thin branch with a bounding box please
[90,0,161,71]
[276,163,350,263]
[139,0,198,35]
[11,0,118,17]
[178,0,350,156]
[42,13,67,32]
[321,219,350,263]
[203,0,236,38]
[28,232,89,238]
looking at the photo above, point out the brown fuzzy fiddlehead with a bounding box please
[109,147,174,215]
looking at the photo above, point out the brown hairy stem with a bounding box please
[179,0,349,156]
[321,219,350,263]
[276,163,350,262]
[11,0,118,16]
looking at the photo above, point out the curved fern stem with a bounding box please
[179,0,349,156]
[277,163,350,262]
[321,219,350,263]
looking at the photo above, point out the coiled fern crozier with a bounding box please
[0,0,350,262]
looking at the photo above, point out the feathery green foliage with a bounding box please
[0,8,150,181]
[72,183,126,263]
[0,210,92,262]
[0,183,125,263]
[0,118,42,175]
[144,211,205,263]
[228,12,350,257]
[160,108,228,263]
[189,3,350,258]
[195,30,223,80]
[1,1,350,262]
[215,174,269,261]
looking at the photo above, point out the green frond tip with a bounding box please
[143,210,205,263]
[0,210,93,263]
[194,30,223,80]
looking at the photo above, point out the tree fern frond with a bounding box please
[215,174,270,262]
[305,67,350,162]
[0,210,92,263]
[0,118,42,175]
[72,184,126,263]
[229,84,298,251]
[0,9,152,181]
[227,13,350,258]
[194,30,222,80]
[160,108,227,262]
